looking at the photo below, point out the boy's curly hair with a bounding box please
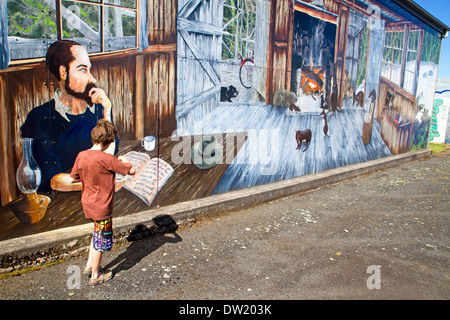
[91,120,117,147]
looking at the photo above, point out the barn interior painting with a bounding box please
[0,0,447,238]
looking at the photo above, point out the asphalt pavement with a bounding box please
[0,147,448,302]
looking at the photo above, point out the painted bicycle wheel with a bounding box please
[239,59,254,89]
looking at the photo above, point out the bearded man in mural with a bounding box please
[20,40,118,193]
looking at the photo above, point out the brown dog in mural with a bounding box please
[295,129,312,152]
[353,91,364,108]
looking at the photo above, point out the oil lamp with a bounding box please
[10,138,51,224]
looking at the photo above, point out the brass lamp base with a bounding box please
[10,193,51,224]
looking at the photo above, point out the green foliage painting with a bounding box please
[7,0,56,39]
[222,0,256,60]
[7,0,137,58]
[356,26,369,88]
[421,29,441,64]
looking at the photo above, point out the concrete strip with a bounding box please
[0,149,432,267]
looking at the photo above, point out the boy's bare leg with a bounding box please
[90,249,103,279]
[86,239,94,269]
[86,239,103,278]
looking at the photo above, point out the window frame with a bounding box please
[381,23,422,96]
[7,0,139,65]
[403,29,420,93]
[382,30,405,87]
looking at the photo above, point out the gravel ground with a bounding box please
[0,147,448,302]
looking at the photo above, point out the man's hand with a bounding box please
[89,87,112,121]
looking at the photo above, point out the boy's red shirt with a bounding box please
[70,150,132,220]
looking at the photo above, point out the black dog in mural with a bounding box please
[220,85,239,102]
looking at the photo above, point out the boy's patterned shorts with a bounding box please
[92,217,113,252]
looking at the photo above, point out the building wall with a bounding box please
[0,0,445,217]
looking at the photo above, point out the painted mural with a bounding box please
[0,0,446,234]
[430,79,450,144]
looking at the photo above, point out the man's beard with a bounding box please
[64,77,97,106]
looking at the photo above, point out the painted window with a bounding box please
[356,26,370,89]
[382,28,420,94]
[222,0,256,60]
[382,31,404,87]
[7,0,137,61]
[403,30,420,93]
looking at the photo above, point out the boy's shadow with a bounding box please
[104,215,182,275]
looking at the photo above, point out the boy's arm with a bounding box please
[118,155,136,175]
[113,156,136,192]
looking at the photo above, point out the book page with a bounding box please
[121,151,150,174]
[123,157,174,205]
[115,151,150,189]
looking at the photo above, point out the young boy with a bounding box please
[70,119,136,285]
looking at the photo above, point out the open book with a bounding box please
[116,151,174,206]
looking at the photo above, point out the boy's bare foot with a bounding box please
[89,270,113,286]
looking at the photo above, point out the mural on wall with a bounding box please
[431,79,450,144]
[0,0,446,235]
[411,28,442,150]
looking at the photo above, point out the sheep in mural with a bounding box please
[274,88,301,113]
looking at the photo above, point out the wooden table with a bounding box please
[0,132,247,241]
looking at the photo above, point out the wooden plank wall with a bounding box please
[335,5,350,108]
[0,0,177,205]
[144,0,177,138]
[91,54,138,140]
[0,64,52,205]
[148,0,177,45]
[143,52,177,138]
[266,0,294,105]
